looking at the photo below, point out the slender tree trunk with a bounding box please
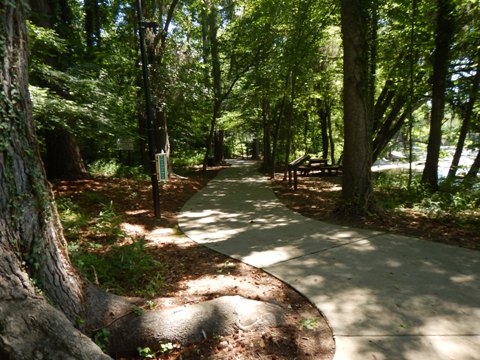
[203,1,222,171]
[447,55,479,179]
[262,97,272,171]
[422,0,455,190]
[340,0,373,214]
[144,0,178,159]
[464,148,480,184]
[327,105,336,164]
[317,99,329,159]
[214,129,225,163]
[283,73,296,180]
[271,93,287,178]
[85,0,101,53]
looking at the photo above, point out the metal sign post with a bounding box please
[135,0,161,218]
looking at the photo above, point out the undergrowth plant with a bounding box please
[58,196,166,297]
[88,159,148,180]
[92,201,125,242]
[373,171,480,217]
[68,236,166,297]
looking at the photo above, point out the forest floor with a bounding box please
[53,164,478,359]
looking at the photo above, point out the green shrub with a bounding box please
[88,159,148,180]
[373,170,480,215]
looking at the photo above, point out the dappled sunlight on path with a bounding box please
[179,160,480,360]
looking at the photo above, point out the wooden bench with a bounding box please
[287,155,311,190]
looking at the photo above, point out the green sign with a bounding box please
[155,153,169,182]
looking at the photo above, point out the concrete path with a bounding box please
[178,160,480,360]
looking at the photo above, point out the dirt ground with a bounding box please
[52,164,478,359]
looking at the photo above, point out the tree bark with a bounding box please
[262,97,272,171]
[0,3,109,357]
[422,0,455,190]
[340,0,373,214]
[214,129,225,163]
[464,148,480,184]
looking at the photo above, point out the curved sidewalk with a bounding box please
[178,160,480,360]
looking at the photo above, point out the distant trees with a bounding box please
[24,0,480,204]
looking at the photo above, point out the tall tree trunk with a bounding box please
[214,129,225,163]
[447,55,480,179]
[203,1,222,171]
[84,0,101,54]
[262,97,272,171]
[270,93,287,178]
[143,0,178,159]
[317,98,330,159]
[327,105,336,164]
[44,128,88,180]
[283,73,296,181]
[422,0,455,190]
[340,0,373,214]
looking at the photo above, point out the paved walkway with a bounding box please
[178,160,480,360]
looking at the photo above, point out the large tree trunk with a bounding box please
[422,0,455,190]
[340,0,373,214]
[0,3,109,358]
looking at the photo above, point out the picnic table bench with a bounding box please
[287,155,311,190]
